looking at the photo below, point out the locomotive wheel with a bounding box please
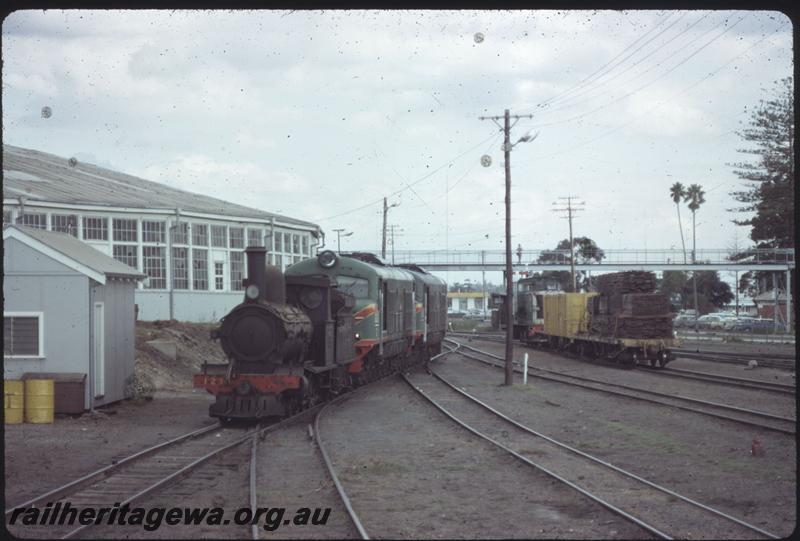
[650,357,658,367]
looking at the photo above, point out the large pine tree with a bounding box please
[729,76,794,294]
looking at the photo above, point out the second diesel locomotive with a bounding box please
[193,247,447,421]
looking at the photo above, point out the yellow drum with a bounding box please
[24,379,54,424]
[4,380,24,424]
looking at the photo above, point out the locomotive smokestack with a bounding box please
[245,246,267,301]
[263,264,286,304]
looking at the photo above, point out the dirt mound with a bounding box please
[135,321,225,391]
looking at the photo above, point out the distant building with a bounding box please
[447,291,486,313]
[4,225,145,410]
[753,290,791,321]
[3,145,322,321]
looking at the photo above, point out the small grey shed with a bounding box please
[3,225,145,410]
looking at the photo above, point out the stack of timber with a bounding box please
[590,272,673,339]
[595,271,657,295]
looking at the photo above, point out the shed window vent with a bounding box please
[3,315,42,357]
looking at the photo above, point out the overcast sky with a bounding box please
[2,9,793,286]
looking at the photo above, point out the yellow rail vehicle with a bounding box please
[524,291,679,368]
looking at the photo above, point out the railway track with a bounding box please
[6,411,323,539]
[451,332,795,389]
[312,397,370,540]
[449,332,795,370]
[403,346,777,539]
[639,366,795,395]
[446,338,796,435]
[673,349,795,370]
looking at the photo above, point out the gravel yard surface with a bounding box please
[4,391,215,507]
[432,348,795,537]
[478,342,796,419]
[676,338,795,357]
[407,368,765,539]
[256,423,359,539]
[318,376,650,539]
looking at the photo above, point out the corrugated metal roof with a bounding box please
[2,144,319,230]
[5,225,146,280]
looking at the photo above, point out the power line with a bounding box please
[317,131,499,223]
[527,11,683,113]
[519,20,787,163]
[534,11,715,119]
[529,13,748,130]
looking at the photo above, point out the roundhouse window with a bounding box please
[113,218,138,242]
[192,223,208,246]
[172,248,189,290]
[142,221,165,243]
[143,246,166,289]
[230,252,244,290]
[82,217,108,240]
[52,214,78,236]
[229,227,244,249]
[211,225,227,248]
[193,249,208,290]
[247,228,263,247]
[17,213,47,230]
[113,245,138,269]
[171,222,188,245]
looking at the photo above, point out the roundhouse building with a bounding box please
[3,144,322,322]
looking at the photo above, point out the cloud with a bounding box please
[625,90,717,137]
[134,154,311,214]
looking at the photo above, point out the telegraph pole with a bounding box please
[552,196,585,292]
[479,109,535,386]
[388,224,403,264]
[382,197,399,259]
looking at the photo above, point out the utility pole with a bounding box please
[479,109,536,386]
[332,228,352,253]
[382,197,399,259]
[552,196,585,292]
[481,250,487,318]
[388,224,403,264]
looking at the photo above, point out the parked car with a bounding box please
[672,314,696,328]
[729,318,778,333]
[696,315,726,330]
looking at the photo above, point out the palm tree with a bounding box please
[684,184,706,262]
[669,182,688,264]
[684,184,706,330]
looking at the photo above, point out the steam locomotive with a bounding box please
[193,247,447,421]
